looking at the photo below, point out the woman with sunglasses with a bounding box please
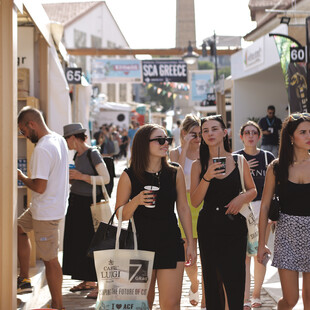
[170,114,205,309]
[234,121,275,309]
[190,115,256,309]
[258,113,310,309]
[115,124,196,310]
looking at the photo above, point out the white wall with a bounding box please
[232,64,289,151]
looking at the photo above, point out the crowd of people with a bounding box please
[16,105,310,310]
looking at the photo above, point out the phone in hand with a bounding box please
[262,253,271,266]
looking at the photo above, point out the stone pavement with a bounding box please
[28,158,278,309]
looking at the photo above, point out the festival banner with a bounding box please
[189,70,214,103]
[271,34,309,112]
[92,59,142,83]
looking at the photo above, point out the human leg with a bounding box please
[44,257,63,310]
[18,225,31,279]
[147,270,157,309]
[244,255,251,308]
[251,255,266,306]
[277,269,299,309]
[302,272,310,309]
[156,262,184,310]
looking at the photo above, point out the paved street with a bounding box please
[28,158,278,309]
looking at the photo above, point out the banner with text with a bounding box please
[92,59,142,83]
[142,59,187,83]
[189,70,215,102]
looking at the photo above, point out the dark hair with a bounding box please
[199,115,231,179]
[267,105,275,111]
[73,133,87,141]
[130,124,175,184]
[18,106,44,126]
[239,120,262,137]
[273,113,310,185]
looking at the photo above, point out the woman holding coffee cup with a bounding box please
[170,114,205,309]
[190,115,256,309]
[115,124,196,310]
[234,121,275,309]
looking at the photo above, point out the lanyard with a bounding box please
[266,117,275,127]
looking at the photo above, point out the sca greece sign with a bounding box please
[142,59,187,83]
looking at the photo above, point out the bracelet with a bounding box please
[202,176,211,182]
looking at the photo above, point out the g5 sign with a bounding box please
[65,67,82,84]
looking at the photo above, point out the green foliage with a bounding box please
[198,61,214,70]
[218,67,231,78]
[248,116,260,124]
[147,83,174,112]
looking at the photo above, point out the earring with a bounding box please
[291,140,294,145]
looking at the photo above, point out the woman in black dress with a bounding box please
[190,115,256,309]
[115,124,196,310]
[258,113,310,309]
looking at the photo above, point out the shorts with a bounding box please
[18,208,60,262]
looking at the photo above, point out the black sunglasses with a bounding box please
[289,112,310,121]
[149,137,173,145]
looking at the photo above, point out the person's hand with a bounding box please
[203,161,224,181]
[247,158,259,171]
[224,194,246,215]
[185,242,197,267]
[69,169,84,180]
[132,190,155,207]
[257,244,271,264]
[183,133,194,149]
[17,169,24,180]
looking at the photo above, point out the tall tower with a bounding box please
[176,0,196,48]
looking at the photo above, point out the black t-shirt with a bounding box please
[259,116,282,146]
[233,149,275,201]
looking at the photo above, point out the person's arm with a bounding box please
[225,157,257,215]
[190,159,223,207]
[257,165,275,263]
[169,148,180,164]
[114,171,152,220]
[175,167,196,265]
[18,170,47,194]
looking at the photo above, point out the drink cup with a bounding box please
[144,185,159,208]
[69,164,76,169]
[212,157,226,175]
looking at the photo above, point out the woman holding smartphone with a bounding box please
[170,114,205,308]
[115,124,196,310]
[191,115,256,309]
[258,113,310,309]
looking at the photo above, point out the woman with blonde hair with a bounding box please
[170,114,205,308]
[115,124,196,310]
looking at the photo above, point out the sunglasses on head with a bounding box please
[149,137,173,145]
[289,112,310,121]
[204,114,223,121]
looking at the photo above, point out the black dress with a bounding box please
[197,157,247,310]
[125,166,185,269]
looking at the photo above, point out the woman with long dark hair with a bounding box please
[191,115,256,309]
[115,124,196,310]
[258,113,310,309]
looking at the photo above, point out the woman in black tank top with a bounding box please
[258,113,310,309]
[190,115,256,310]
[115,124,196,310]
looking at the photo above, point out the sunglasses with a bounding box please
[289,112,310,121]
[149,137,173,145]
[18,129,26,136]
[243,130,259,136]
[190,132,201,139]
[204,114,223,121]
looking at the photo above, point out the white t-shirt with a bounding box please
[30,133,69,220]
[173,127,180,147]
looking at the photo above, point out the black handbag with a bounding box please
[87,207,135,257]
[268,184,280,221]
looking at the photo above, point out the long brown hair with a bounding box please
[274,113,310,185]
[130,124,175,183]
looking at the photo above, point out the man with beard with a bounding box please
[17,107,69,310]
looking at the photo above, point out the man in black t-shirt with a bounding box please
[258,105,282,157]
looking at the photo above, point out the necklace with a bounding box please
[293,157,310,165]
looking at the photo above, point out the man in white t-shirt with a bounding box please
[172,120,181,147]
[17,107,69,310]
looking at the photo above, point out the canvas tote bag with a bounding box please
[90,176,112,232]
[94,206,155,310]
[237,154,259,255]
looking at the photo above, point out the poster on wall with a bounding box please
[92,59,142,83]
[189,70,214,103]
[142,59,187,83]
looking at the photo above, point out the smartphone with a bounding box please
[262,253,271,266]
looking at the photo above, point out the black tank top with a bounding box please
[280,181,310,216]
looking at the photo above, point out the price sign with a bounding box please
[290,47,307,63]
[65,67,82,84]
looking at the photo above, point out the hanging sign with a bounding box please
[65,67,82,84]
[142,60,187,83]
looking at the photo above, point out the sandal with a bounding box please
[251,298,262,308]
[86,288,98,299]
[244,301,251,309]
[70,282,96,292]
[189,286,199,306]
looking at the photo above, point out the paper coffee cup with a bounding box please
[212,157,226,174]
[144,185,159,208]
[69,164,75,169]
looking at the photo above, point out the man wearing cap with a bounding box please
[17,107,69,310]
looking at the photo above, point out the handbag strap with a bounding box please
[91,176,110,206]
[237,154,246,193]
[115,206,138,251]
